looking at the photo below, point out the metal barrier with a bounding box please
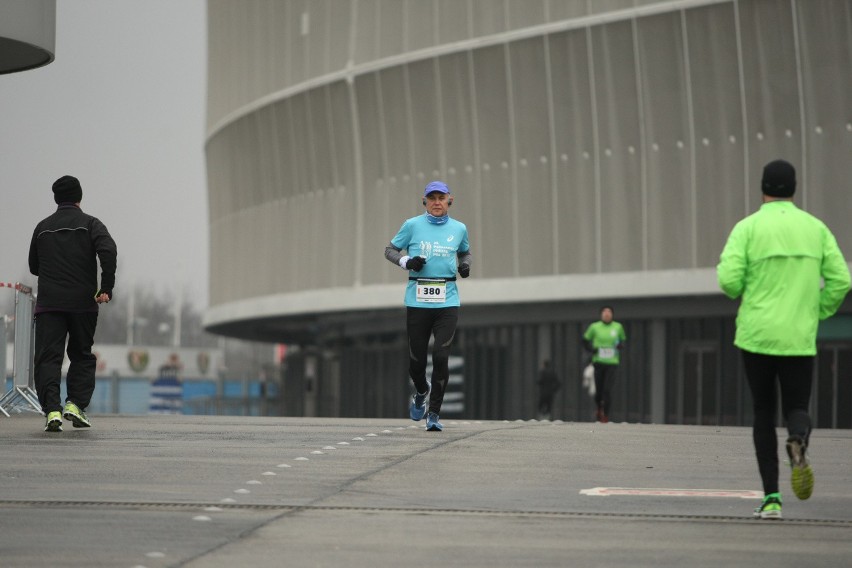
[0,284,40,416]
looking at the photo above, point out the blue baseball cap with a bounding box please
[423,180,450,197]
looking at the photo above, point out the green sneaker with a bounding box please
[754,493,782,520]
[786,436,813,500]
[63,401,91,428]
[44,411,63,432]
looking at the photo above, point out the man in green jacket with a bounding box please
[718,159,850,519]
[583,306,626,423]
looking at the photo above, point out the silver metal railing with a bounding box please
[0,284,40,416]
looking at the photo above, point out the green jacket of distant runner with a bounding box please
[717,200,851,356]
[583,321,626,365]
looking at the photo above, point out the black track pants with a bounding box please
[593,363,618,416]
[407,307,458,415]
[34,311,99,414]
[741,350,813,495]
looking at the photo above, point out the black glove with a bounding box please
[458,264,470,278]
[405,256,426,271]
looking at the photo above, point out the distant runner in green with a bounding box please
[583,306,626,423]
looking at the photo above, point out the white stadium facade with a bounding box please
[204,0,852,426]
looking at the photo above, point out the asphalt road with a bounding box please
[1,414,850,567]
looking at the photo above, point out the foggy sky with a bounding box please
[0,1,208,307]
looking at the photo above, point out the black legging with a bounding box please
[741,350,813,495]
[406,307,458,415]
[593,363,618,416]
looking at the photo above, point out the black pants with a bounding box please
[538,393,555,416]
[741,350,813,495]
[407,307,458,415]
[593,363,618,416]
[34,311,99,414]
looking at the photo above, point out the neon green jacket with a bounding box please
[717,200,850,355]
[583,321,626,365]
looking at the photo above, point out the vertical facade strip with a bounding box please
[504,43,521,276]
[467,50,484,271]
[348,78,365,286]
[348,0,364,286]
[434,58,447,175]
[631,17,649,271]
[586,27,602,273]
[403,64,417,179]
[269,102,285,199]
[324,86,340,189]
[402,0,410,52]
[680,9,698,267]
[733,0,750,216]
[543,35,560,273]
[790,0,807,209]
[375,71,390,180]
[305,93,319,190]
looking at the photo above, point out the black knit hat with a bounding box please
[761,160,796,198]
[52,175,83,204]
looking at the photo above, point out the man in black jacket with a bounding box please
[29,175,117,432]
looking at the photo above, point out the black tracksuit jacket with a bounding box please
[28,204,117,311]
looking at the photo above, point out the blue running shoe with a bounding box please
[409,390,428,421]
[426,412,443,432]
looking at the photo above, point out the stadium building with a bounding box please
[204,0,852,426]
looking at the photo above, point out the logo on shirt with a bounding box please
[447,236,454,242]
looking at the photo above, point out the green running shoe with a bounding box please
[786,436,813,500]
[753,493,782,520]
[63,401,91,428]
[44,411,63,432]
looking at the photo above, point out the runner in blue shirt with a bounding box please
[385,181,471,431]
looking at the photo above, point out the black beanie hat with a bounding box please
[761,160,796,198]
[52,175,83,204]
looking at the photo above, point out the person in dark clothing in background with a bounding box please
[537,360,561,419]
[29,175,117,432]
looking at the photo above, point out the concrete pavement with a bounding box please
[1,414,850,567]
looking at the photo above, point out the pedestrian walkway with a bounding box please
[0,415,850,567]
